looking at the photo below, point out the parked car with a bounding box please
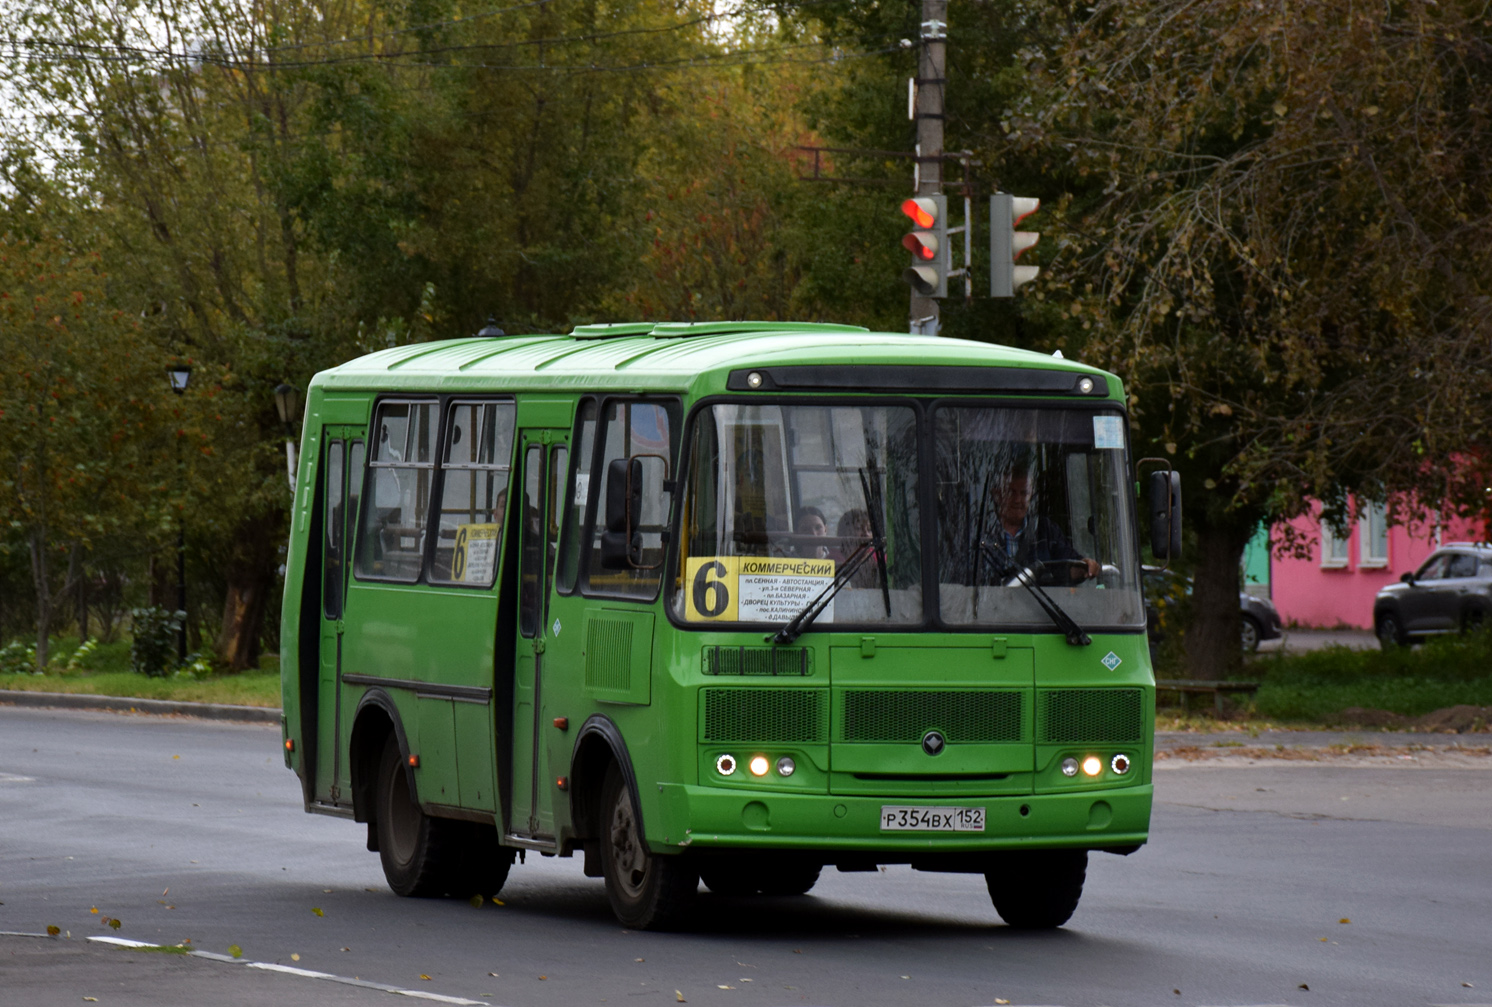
[1372,542,1492,650]
[1142,566,1283,653]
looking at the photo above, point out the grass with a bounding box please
[0,635,281,708]
[1242,631,1492,723]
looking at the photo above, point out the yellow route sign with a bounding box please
[684,556,834,622]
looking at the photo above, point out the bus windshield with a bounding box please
[934,404,1143,630]
[676,402,922,625]
[675,399,1144,632]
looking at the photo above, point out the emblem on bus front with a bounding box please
[921,731,946,756]
[1101,651,1122,670]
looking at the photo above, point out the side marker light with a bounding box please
[285,739,294,752]
[715,754,737,776]
[407,754,420,768]
[1111,753,1132,775]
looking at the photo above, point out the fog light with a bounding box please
[1060,757,1079,778]
[748,755,770,777]
[746,371,763,389]
[715,754,737,776]
[776,756,796,777]
[1078,377,1095,393]
[1111,753,1132,775]
[1081,756,1103,777]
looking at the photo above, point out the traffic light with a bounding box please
[900,195,949,298]
[990,193,1040,297]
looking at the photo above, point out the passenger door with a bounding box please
[509,431,569,839]
[317,426,365,805]
[1400,553,1449,633]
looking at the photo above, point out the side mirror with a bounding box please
[1148,470,1183,560]
[600,457,643,569]
[1400,571,1415,585]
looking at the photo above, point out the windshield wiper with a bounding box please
[978,541,1092,647]
[768,540,879,645]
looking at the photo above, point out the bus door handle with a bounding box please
[531,637,546,655]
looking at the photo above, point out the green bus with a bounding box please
[279,320,1177,930]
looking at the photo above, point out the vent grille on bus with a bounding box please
[702,645,811,676]
[584,619,633,692]
[840,690,1023,743]
[701,688,826,743]
[1036,688,1144,743]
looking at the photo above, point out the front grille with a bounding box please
[702,645,812,676]
[1037,688,1143,743]
[840,690,1023,743]
[701,688,826,743]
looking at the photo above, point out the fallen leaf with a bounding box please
[1319,937,1328,942]
[675,992,686,1003]
[1463,982,1475,988]
[163,889,169,896]
[469,895,484,908]
[311,908,324,917]
[343,948,352,952]
[108,918,121,931]
[172,755,180,760]
[291,953,300,962]
[90,907,99,915]
[996,1001,1011,1005]
[717,985,735,989]
[1173,990,1181,995]
[84,999,98,1003]
[1339,918,1350,924]
[420,974,432,981]
[539,976,547,981]
[46,926,60,936]
[1299,983,1310,990]
[488,972,499,977]
[228,945,243,959]
[323,889,332,894]
[635,958,644,963]
[492,898,505,906]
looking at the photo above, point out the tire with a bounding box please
[699,861,761,896]
[452,821,516,899]
[600,764,698,929]
[756,862,822,897]
[1376,612,1407,651]
[1240,615,1261,653]
[985,850,1087,929]
[375,734,453,897]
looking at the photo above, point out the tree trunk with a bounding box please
[216,511,281,671]
[1184,520,1250,681]
[28,526,52,672]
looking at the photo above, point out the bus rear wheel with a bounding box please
[985,849,1087,929]
[600,764,697,929]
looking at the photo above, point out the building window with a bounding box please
[1319,517,1349,569]
[1358,501,1388,569]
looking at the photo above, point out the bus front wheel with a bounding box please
[985,849,1087,929]
[600,764,697,929]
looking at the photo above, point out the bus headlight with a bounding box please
[748,755,770,777]
[776,756,796,777]
[1081,756,1103,777]
[1111,753,1132,775]
[715,754,737,776]
[1060,757,1079,777]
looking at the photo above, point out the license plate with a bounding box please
[879,805,985,832]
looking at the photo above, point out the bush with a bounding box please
[0,640,37,676]
[129,607,185,678]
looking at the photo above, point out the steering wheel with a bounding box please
[1037,559,1097,586]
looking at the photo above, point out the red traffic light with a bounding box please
[901,232,939,261]
[900,197,939,229]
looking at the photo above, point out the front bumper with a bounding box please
[652,782,1152,855]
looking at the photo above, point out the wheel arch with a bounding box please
[349,688,414,825]
[570,714,641,842]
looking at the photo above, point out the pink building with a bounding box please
[1271,501,1487,630]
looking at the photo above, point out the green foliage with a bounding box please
[129,607,184,678]
[1252,633,1492,721]
[0,641,37,676]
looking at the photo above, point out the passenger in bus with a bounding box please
[832,508,880,586]
[987,468,1098,583]
[793,506,830,559]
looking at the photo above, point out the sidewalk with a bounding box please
[1256,627,1378,653]
[0,689,279,723]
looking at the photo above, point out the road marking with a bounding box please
[0,772,36,783]
[87,936,493,1005]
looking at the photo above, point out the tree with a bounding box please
[0,226,161,670]
[997,0,1492,676]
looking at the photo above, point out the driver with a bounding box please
[990,468,1099,583]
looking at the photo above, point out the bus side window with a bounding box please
[581,399,677,600]
[429,400,515,587]
[323,440,345,618]
[555,399,598,595]
[354,400,436,583]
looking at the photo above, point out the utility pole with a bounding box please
[910,0,947,335]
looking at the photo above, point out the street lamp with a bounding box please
[274,383,302,494]
[167,365,191,664]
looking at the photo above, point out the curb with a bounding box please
[0,689,280,724]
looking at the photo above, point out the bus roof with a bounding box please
[312,322,1120,399]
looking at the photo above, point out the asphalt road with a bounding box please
[1,706,1489,1007]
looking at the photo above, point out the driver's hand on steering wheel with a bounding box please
[1074,557,1100,582]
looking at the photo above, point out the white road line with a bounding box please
[0,772,36,782]
[86,936,492,1006]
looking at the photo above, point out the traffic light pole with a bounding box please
[910,0,947,336]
